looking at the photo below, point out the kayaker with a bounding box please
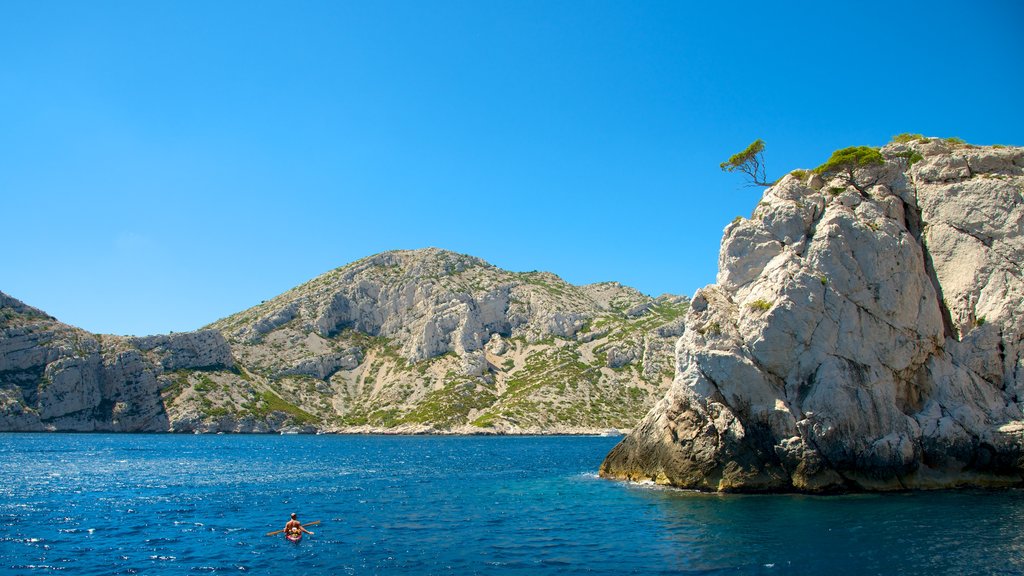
[284,513,314,537]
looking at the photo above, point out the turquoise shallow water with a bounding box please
[2,434,1024,575]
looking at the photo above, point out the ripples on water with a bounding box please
[2,434,1024,575]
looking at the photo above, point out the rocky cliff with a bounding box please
[0,292,233,431]
[1,249,687,433]
[601,138,1024,491]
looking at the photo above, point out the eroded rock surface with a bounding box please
[601,140,1024,491]
[2,249,688,433]
[207,249,688,432]
[0,295,232,431]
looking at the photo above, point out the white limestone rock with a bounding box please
[0,293,230,432]
[486,334,508,356]
[606,345,639,369]
[602,141,1024,492]
[278,348,362,380]
[129,330,233,371]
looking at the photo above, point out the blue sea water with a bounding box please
[2,434,1023,575]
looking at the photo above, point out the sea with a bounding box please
[2,434,1023,575]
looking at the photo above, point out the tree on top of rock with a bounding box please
[814,146,885,194]
[720,139,771,187]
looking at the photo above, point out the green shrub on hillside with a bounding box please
[748,299,772,312]
[893,149,925,168]
[891,133,926,144]
[814,146,885,175]
[815,147,885,194]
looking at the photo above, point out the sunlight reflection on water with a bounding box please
[2,434,1024,575]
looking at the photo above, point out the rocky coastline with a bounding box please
[601,138,1024,492]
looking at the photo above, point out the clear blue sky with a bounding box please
[2,1,1022,335]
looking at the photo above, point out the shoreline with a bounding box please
[0,426,630,437]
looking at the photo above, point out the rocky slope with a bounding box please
[1,249,687,433]
[0,292,233,431]
[601,138,1024,491]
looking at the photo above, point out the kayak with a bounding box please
[267,520,318,541]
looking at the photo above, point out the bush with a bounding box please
[814,146,885,175]
[891,133,926,144]
[749,299,772,312]
[815,147,886,194]
[894,149,925,168]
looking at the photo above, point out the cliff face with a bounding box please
[1,249,687,433]
[0,293,232,431]
[601,139,1024,491]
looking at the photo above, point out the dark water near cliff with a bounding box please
[2,434,1023,575]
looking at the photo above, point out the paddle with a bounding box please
[266,520,321,536]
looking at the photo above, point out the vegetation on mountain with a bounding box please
[814,146,885,193]
[0,250,688,433]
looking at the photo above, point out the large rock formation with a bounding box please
[0,292,232,431]
[1,249,687,433]
[601,138,1024,491]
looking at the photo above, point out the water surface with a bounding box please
[2,434,1022,574]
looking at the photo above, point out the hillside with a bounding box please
[0,249,688,433]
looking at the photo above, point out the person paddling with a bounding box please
[284,513,314,538]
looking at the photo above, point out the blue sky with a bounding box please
[2,0,1022,335]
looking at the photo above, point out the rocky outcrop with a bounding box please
[128,331,233,371]
[601,139,1024,492]
[0,294,233,431]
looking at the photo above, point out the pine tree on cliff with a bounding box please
[720,139,772,187]
[813,146,886,195]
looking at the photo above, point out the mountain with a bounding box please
[601,138,1024,491]
[0,249,688,433]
